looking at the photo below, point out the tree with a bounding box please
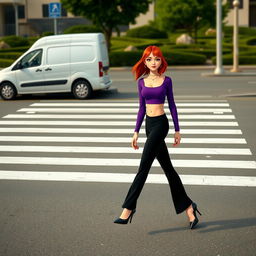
[155,0,229,43]
[61,0,153,51]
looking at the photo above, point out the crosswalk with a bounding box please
[0,100,255,186]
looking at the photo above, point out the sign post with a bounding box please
[49,2,61,35]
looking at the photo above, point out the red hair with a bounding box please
[131,45,168,80]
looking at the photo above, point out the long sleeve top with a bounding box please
[134,75,180,133]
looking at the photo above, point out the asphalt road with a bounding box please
[0,67,256,256]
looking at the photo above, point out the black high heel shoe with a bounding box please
[189,202,202,229]
[113,209,136,224]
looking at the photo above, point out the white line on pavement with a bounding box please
[0,157,255,169]
[0,120,239,126]
[30,103,230,107]
[17,108,232,113]
[0,128,242,134]
[0,171,255,187]
[2,114,236,119]
[0,136,247,144]
[0,145,251,155]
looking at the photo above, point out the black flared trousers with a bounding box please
[122,113,192,214]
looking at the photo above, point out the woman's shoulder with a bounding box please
[164,75,172,81]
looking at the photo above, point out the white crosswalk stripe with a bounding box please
[0,145,251,155]
[0,100,255,186]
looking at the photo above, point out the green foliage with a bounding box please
[109,51,144,66]
[60,0,153,50]
[110,36,164,51]
[245,37,256,46]
[224,26,256,36]
[0,58,14,67]
[0,36,30,47]
[161,45,230,58]
[41,31,54,36]
[126,25,168,39]
[64,24,103,34]
[162,50,207,65]
[109,50,206,66]
[0,46,30,52]
[212,53,256,65]
[155,0,229,42]
[0,52,23,60]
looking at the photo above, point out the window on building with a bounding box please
[61,6,67,17]
[227,0,243,9]
[42,4,49,17]
[18,5,25,19]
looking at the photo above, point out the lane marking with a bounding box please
[0,128,242,134]
[0,157,255,169]
[0,145,251,155]
[17,108,233,113]
[0,136,247,144]
[30,103,230,107]
[0,171,255,187]
[0,120,239,127]
[2,114,236,120]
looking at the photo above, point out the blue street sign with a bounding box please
[49,2,61,18]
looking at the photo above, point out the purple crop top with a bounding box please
[134,75,180,133]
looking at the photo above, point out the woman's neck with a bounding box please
[148,71,160,77]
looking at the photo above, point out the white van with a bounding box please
[0,33,112,100]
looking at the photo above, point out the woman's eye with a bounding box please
[146,58,151,61]
[156,58,161,61]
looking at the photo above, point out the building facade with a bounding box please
[0,0,255,37]
[0,0,91,37]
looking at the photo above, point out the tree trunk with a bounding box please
[194,22,198,44]
[103,28,112,52]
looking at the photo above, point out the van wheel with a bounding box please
[0,82,17,100]
[72,80,92,99]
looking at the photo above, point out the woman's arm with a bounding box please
[166,77,180,132]
[134,79,146,133]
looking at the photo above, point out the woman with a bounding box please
[113,46,202,229]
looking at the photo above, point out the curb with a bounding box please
[201,72,256,77]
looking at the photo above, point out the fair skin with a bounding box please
[119,52,195,222]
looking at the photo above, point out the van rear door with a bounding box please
[99,40,109,75]
[98,34,111,85]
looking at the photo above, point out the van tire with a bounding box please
[0,82,17,100]
[72,80,92,99]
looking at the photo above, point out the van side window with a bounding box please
[47,46,69,65]
[71,45,95,62]
[20,49,43,69]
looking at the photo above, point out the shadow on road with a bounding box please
[148,217,256,234]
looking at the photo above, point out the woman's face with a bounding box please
[144,52,162,72]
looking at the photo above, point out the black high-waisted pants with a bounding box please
[122,113,192,214]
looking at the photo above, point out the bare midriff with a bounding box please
[146,103,165,117]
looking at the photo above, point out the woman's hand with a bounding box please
[131,132,139,150]
[173,131,181,147]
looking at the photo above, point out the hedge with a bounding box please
[0,46,30,53]
[64,24,103,34]
[0,35,30,47]
[109,50,206,66]
[0,52,23,60]
[126,25,168,39]
[212,55,256,65]
[0,58,14,68]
